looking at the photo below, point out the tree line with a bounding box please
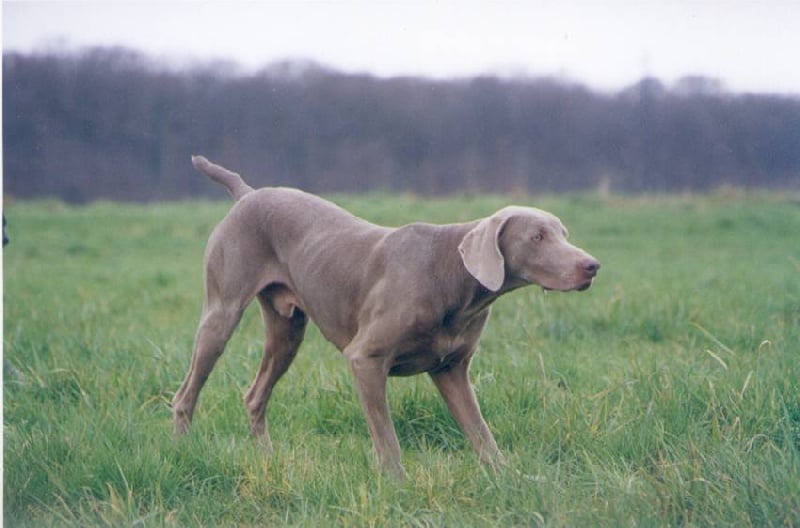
[3,47,799,202]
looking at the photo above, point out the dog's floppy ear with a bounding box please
[458,214,510,292]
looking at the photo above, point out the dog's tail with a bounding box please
[191,155,254,201]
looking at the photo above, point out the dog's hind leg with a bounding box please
[172,300,244,434]
[244,289,307,448]
[172,239,258,434]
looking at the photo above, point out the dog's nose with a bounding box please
[582,259,601,276]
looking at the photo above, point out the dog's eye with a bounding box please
[533,233,543,242]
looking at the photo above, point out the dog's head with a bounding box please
[458,206,599,293]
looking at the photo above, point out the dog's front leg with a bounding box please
[429,361,506,468]
[346,352,406,480]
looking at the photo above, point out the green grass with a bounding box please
[4,191,799,526]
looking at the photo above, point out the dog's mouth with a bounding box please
[541,278,594,293]
[536,258,600,293]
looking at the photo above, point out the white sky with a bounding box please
[3,0,799,94]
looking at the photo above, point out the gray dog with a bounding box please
[173,156,600,478]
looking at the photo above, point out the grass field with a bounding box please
[3,191,799,526]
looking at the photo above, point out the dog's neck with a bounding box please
[441,221,531,315]
[438,222,510,318]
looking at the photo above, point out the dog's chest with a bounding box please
[387,311,486,376]
[431,328,470,359]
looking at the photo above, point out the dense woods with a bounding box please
[4,47,799,202]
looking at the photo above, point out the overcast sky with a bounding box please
[4,1,799,94]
